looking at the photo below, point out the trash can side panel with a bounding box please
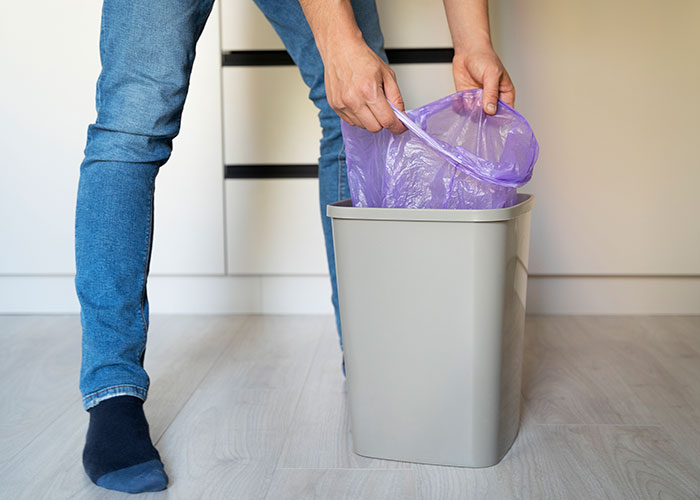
[331,216,519,466]
[333,218,478,463]
[497,213,530,457]
[462,221,513,464]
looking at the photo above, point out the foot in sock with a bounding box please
[83,395,168,493]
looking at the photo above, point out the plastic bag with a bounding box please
[340,89,538,209]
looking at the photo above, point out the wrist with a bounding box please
[453,35,493,57]
[316,25,365,61]
[300,0,365,61]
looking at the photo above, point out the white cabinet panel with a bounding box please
[150,3,225,275]
[222,64,453,278]
[221,0,285,50]
[492,0,700,275]
[376,0,452,48]
[0,0,224,276]
[220,0,452,51]
[222,64,453,167]
[225,179,328,275]
[391,63,455,110]
[0,1,102,274]
[223,67,322,165]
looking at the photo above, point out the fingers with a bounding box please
[382,70,405,112]
[482,68,502,115]
[331,71,406,134]
[380,70,408,134]
[499,71,516,108]
[335,108,359,128]
[328,88,367,130]
[353,106,383,133]
[346,99,405,135]
[331,87,384,134]
[369,101,407,135]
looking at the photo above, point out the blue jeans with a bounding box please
[75,0,387,410]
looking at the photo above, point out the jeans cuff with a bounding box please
[82,384,148,411]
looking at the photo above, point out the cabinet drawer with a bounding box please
[222,66,322,165]
[377,0,452,48]
[220,0,452,51]
[222,63,454,166]
[225,179,329,275]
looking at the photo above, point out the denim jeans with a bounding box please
[75,0,387,410]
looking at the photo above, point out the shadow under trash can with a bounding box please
[327,193,535,468]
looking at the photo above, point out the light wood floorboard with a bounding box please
[0,316,81,468]
[0,314,698,499]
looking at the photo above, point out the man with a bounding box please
[75,0,515,493]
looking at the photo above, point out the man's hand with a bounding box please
[323,38,407,134]
[299,0,407,134]
[443,0,515,114]
[452,45,515,114]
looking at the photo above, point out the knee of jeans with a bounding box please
[97,75,189,135]
[87,71,190,165]
[82,122,175,167]
[83,79,184,166]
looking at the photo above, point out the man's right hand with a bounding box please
[322,39,407,135]
[299,0,407,135]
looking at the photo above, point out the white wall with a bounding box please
[493,0,700,275]
[1,0,698,315]
[0,0,102,275]
[490,0,700,312]
[0,0,225,278]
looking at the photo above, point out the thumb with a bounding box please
[482,69,501,115]
[383,70,405,112]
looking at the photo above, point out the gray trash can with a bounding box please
[327,193,535,468]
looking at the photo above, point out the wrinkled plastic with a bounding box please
[341,89,539,209]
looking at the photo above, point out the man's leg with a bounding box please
[252,0,387,371]
[75,0,214,492]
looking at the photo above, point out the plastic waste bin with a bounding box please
[327,193,535,468]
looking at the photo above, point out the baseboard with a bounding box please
[526,276,700,315]
[0,275,333,315]
[0,275,697,315]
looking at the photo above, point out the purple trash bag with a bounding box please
[340,88,539,209]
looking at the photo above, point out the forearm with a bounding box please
[299,0,406,132]
[442,0,493,53]
[298,0,365,60]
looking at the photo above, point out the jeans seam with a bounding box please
[95,5,107,112]
[337,142,345,200]
[138,169,157,363]
[82,384,147,402]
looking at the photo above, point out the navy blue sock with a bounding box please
[83,396,168,493]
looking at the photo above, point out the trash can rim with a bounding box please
[327,193,534,222]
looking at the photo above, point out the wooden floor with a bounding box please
[0,314,699,499]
